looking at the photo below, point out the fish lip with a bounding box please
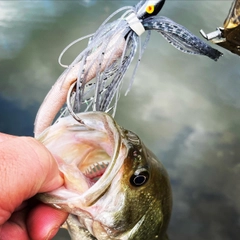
[76,112,126,207]
[38,111,128,208]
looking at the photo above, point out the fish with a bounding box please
[200,0,240,55]
[37,111,172,240]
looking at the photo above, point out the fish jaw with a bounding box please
[37,111,128,209]
[64,131,172,240]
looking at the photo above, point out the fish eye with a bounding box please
[130,168,149,187]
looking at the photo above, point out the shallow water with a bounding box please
[0,1,239,239]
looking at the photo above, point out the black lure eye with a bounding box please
[130,168,149,187]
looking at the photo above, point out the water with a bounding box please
[0,1,239,239]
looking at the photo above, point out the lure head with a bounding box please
[137,0,166,19]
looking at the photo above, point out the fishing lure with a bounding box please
[34,0,223,137]
[200,0,240,56]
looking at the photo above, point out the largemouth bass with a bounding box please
[37,111,172,240]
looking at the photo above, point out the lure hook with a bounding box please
[67,81,85,125]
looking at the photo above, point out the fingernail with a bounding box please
[45,227,59,240]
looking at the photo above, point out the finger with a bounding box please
[0,209,30,240]
[0,132,17,143]
[0,136,64,224]
[27,203,68,240]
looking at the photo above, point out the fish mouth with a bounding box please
[38,111,128,208]
[83,160,110,183]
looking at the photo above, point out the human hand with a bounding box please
[0,133,68,240]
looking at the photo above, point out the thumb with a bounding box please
[0,134,64,224]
